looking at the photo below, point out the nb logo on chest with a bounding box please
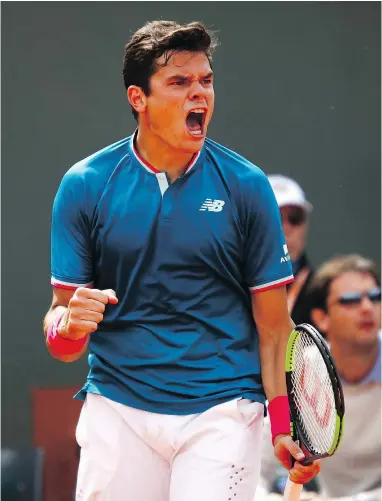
[199,199,225,212]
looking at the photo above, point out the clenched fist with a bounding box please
[274,434,321,485]
[58,288,118,340]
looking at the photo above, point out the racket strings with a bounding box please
[291,332,337,454]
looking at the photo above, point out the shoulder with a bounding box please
[204,137,270,189]
[62,136,132,188]
[204,137,275,209]
[54,136,132,214]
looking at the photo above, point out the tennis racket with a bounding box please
[283,323,345,501]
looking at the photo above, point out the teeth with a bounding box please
[190,109,205,113]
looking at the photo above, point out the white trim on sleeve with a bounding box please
[51,277,93,290]
[249,275,294,293]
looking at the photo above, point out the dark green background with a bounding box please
[2,2,380,446]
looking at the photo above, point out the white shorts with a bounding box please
[75,393,264,501]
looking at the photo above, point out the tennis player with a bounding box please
[43,20,320,501]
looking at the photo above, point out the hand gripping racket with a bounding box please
[283,323,345,501]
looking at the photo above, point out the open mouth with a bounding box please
[186,109,206,137]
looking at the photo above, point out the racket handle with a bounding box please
[283,478,303,501]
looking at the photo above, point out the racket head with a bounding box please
[285,323,345,462]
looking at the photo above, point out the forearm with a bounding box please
[258,318,295,401]
[43,306,88,363]
[43,305,67,336]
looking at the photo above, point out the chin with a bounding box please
[355,330,379,346]
[360,327,379,337]
[178,136,206,153]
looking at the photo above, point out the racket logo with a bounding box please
[300,362,331,428]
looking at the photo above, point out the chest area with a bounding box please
[92,172,244,264]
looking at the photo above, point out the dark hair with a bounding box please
[122,20,218,120]
[308,254,380,312]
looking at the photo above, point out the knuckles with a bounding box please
[63,288,109,338]
[94,313,104,323]
[69,293,106,313]
[73,287,89,298]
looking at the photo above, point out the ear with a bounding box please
[127,86,147,115]
[311,308,330,334]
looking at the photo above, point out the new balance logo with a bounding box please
[280,244,291,263]
[199,199,225,212]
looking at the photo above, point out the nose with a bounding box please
[189,80,206,101]
[359,295,375,311]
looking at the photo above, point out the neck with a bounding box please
[136,128,196,182]
[329,338,379,384]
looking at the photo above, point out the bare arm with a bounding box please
[251,286,294,402]
[43,287,118,363]
[252,286,321,484]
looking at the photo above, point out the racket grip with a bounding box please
[283,478,303,501]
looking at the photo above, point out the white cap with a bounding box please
[268,174,313,212]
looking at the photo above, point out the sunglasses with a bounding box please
[335,288,381,307]
[280,208,306,226]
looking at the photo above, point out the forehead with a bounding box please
[153,51,212,78]
[329,271,377,297]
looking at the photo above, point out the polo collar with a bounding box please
[128,130,204,176]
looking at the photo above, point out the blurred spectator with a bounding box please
[268,175,314,325]
[255,254,381,501]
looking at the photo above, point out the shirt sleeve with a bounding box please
[244,172,294,293]
[50,169,93,290]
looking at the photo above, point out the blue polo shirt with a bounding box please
[51,132,294,414]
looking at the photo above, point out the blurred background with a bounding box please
[2,2,380,501]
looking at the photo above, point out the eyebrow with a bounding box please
[167,71,214,82]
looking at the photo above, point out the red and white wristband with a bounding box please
[46,312,87,357]
[268,395,291,445]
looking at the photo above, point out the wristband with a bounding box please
[47,313,87,356]
[268,395,291,445]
